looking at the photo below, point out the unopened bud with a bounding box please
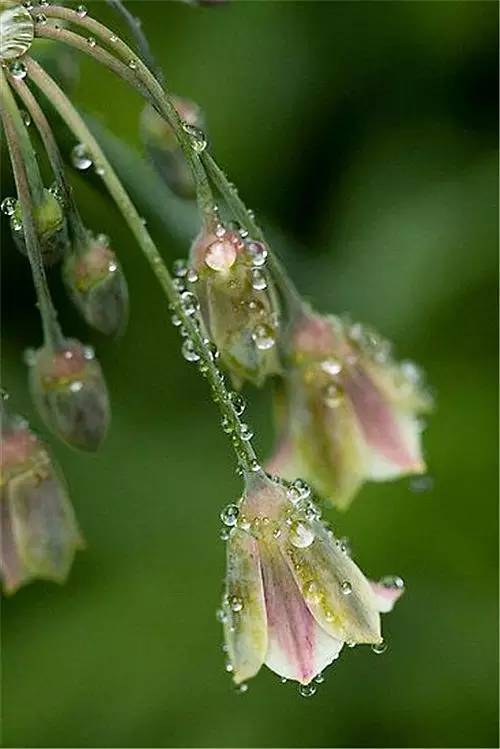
[190,224,281,386]
[27,340,110,451]
[10,188,68,265]
[141,97,203,200]
[63,233,129,336]
[0,410,82,593]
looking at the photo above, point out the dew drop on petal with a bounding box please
[341,580,352,595]
[71,143,92,170]
[371,640,388,655]
[220,503,239,527]
[299,683,317,698]
[1,197,17,216]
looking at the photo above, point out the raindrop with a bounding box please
[220,503,239,527]
[171,313,182,327]
[9,60,27,79]
[230,595,243,612]
[128,59,137,70]
[379,575,404,590]
[251,267,267,291]
[321,357,342,376]
[173,258,188,277]
[35,13,47,24]
[249,459,260,472]
[180,291,199,316]
[314,672,325,684]
[182,122,207,153]
[323,382,343,408]
[1,197,17,216]
[299,683,316,698]
[219,527,231,541]
[239,423,253,441]
[94,165,105,176]
[229,391,245,416]
[71,143,92,170]
[69,380,83,393]
[86,36,96,47]
[341,581,352,595]
[187,268,198,284]
[20,109,31,126]
[290,478,311,500]
[247,241,267,267]
[252,324,275,351]
[83,346,95,360]
[221,416,233,434]
[289,520,315,549]
[110,34,118,43]
[371,640,388,655]
[76,4,87,16]
[181,339,200,363]
[235,683,248,694]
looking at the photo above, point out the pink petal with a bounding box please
[370,579,405,613]
[260,541,342,684]
[344,366,424,475]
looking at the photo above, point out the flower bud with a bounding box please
[27,340,110,451]
[63,233,128,336]
[190,223,281,386]
[277,309,432,509]
[141,97,203,199]
[10,189,68,266]
[1,410,82,593]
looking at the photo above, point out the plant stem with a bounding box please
[106,0,163,84]
[34,10,214,219]
[0,69,63,349]
[25,57,260,472]
[7,73,89,249]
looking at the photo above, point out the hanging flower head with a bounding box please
[270,309,432,509]
[219,472,404,686]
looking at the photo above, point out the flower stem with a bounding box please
[7,73,89,250]
[0,69,63,350]
[25,57,260,472]
[105,0,163,84]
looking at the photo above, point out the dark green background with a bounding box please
[1,1,498,747]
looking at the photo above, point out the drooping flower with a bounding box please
[219,472,403,685]
[27,339,110,451]
[0,408,83,593]
[189,221,281,386]
[271,309,432,509]
[141,96,203,199]
[63,232,128,336]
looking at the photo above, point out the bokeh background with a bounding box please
[1,1,498,747]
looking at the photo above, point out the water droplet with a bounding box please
[230,595,243,612]
[341,581,352,595]
[290,478,311,501]
[409,475,434,493]
[35,13,47,24]
[221,415,233,434]
[314,672,325,684]
[323,382,343,408]
[69,380,83,393]
[280,677,287,684]
[321,357,343,376]
[220,527,231,541]
[235,683,248,694]
[220,503,239,527]
[86,36,96,47]
[249,459,260,472]
[379,575,404,590]
[71,143,92,170]
[95,165,105,177]
[128,58,137,70]
[289,520,315,549]
[229,391,245,416]
[216,608,227,623]
[180,291,199,316]
[246,240,267,267]
[76,4,87,16]
[187,268,198,283]
[171,313,182,327]
[181,339,200,363]
[372,640,388,655]
[172,258,187,277]
[173,278,186,292]
[182,122,207,153]
[1,197,17,216]
[9,60,27,79]
[83,346,95,360]
[299,683,316,698]
[20,109,31,126]
[224,660,234,673]
[250,268,267,291]
[252,324,275,351]
[110,34,118,43]
[239,423,253,441]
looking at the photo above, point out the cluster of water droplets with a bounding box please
[70,143,106,177]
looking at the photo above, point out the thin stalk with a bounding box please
[8,73,88,249]
[34,10,214,218]
[25,57,259,472]
[106,0,163,83]
[0,70,63,349]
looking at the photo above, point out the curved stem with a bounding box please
[25,57,260,472]
[34,9,214,219]
[7,73,88,249]
[0,70,63,349]
[106,0,163,83]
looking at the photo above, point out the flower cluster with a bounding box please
[0,0,430,693]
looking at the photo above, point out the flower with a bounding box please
[63,232,128,336]
[27,339,110,451]
[219,473,403,685]
[0,409,83,593]
[272,309,432,509]
[189,221,281,386]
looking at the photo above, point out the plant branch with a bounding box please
[25,57,260,473]
[0,69,63,349]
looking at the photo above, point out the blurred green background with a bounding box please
[1,1,498,747]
